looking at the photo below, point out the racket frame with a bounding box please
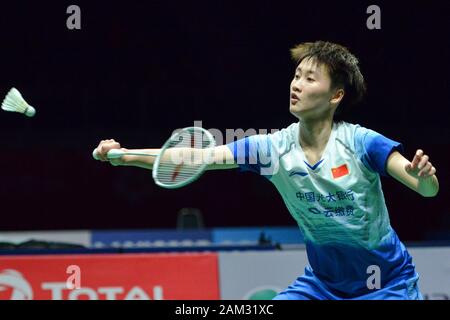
[152,127,216,189]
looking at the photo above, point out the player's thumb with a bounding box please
[405,163,412,172]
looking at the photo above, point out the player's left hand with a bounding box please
[405,149,436,178]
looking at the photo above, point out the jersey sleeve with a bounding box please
[226,134,278,177]
[354,126,404,176]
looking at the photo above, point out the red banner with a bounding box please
[0,253,219,300]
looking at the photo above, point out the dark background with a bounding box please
[0,1,448,241]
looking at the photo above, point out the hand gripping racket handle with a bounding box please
[92,148,125,160]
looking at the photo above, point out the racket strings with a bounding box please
[155,128,215,186]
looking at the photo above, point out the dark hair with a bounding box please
[290,41,367,120]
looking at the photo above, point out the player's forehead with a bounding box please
[295,57,328,76]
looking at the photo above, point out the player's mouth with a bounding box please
[291,93,300,104]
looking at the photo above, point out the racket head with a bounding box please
[152,127,216,189]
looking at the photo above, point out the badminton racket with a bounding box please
[92,127,216,189]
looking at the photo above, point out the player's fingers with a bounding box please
[430,166,436,176]
[418,162,432,177]
[97,140,121,161]
[104,143,121,160]
[420,162,435,177]
[96,143,108,161]
[410,149,423,169]
[417,154,429,170]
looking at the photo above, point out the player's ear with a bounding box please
[330,88,345,105]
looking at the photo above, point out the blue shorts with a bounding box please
[273,266,423,300]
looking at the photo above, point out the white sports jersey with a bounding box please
[227,121,417,296]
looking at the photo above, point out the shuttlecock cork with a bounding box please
[1,88,36,117]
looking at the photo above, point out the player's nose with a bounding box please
[291,84,301,94]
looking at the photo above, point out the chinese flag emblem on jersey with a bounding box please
[331,164,349,179]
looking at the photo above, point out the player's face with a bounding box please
[289,58,336,120]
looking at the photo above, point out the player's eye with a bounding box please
[307,77,315,82]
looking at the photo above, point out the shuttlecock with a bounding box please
[1,88,36,117]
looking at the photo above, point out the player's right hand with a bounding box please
[95,139,126,166]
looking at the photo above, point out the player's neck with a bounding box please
[298,118,333,151]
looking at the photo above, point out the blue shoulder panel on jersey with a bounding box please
[355,128,404,176]
[226,135,273,177]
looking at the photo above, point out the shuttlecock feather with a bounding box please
[1,88,36,117]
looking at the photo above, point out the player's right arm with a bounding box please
[94,139,158,169]
[206,145,238,170]
[94,139,238,170]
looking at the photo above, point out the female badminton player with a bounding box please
[94,41,439,300]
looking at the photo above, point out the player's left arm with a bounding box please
[386,149,439,197]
